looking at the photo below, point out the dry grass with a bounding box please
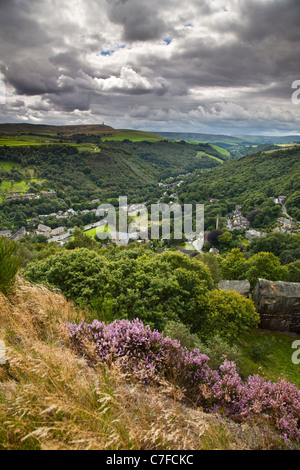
[0,278,265,450]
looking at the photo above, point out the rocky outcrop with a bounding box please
[217,280,251,297]
[253,279,300,333]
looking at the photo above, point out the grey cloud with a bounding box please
[236,0,300,43]
[0,0,50,58]
[107,0,168,41]
[6,59,61,95]
[9,100,25,108]
[47,89,93,112]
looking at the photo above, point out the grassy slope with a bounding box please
[196,151,224,163]
[0,139,225,204]
[180,147,300,205]
[0,279,265,450]
[102,130,164,142]
[239,330,300,388]
[210,145,231,156]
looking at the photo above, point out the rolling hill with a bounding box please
[179,147,300,221]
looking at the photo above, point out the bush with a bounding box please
[163,323,241,371]
[249,337,276,363]
[198,289,260,344]
[195,252,221,284]
[164,321,204,351]
[0,237,22,295]
[204,336,242,370]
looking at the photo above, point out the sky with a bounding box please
[0,0,300,135]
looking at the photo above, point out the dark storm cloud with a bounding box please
[0,0,299,134]
[107,0,168,41]
[0,0,50,57]
[49,52,83,76]
[236,0,300,43]
[6,59,62,95]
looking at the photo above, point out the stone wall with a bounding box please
[217,280,251,298]
[253,279,300,334]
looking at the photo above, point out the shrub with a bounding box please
[204,336,242,370]
[198,290,260,344]
[164,323,241,371]
[0,237,21,295]
[67,318,211,389]
[249,337,276,363]
[164,321,204,351]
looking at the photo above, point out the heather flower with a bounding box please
[66,318,300,448]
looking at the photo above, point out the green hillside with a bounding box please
[179,147,300,208]
[0,137,225,230]
[178,147,300,232]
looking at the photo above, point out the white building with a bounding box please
[37,224,52,233]
[51,226,65,236]
[245,229,266,241]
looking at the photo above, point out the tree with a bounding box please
[195,252,221,284]
[221,248,248,280]
[287,260,300,283]
[23,249,214,331]
[207,229,223,246]
[217,231,232,249]
[65,227,98,250]
[245,252,288,289]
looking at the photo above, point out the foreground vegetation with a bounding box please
[0,235,299,450]
[0,279,274,451]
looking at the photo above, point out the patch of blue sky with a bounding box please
[100,45,126,56]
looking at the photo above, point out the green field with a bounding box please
[211,144,231,156]
[84,225,113,239]
[183,243,195,250]
[239,330,300,388]
[0,177,42,202]
[0,180,28,191]
[102,130,164,142]
[0,138,53,147]
[196,151,224,163]
[0,161,21,170]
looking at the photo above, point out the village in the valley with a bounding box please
[0,182,299,253]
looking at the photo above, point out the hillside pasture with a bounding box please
[102,130,165,142]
